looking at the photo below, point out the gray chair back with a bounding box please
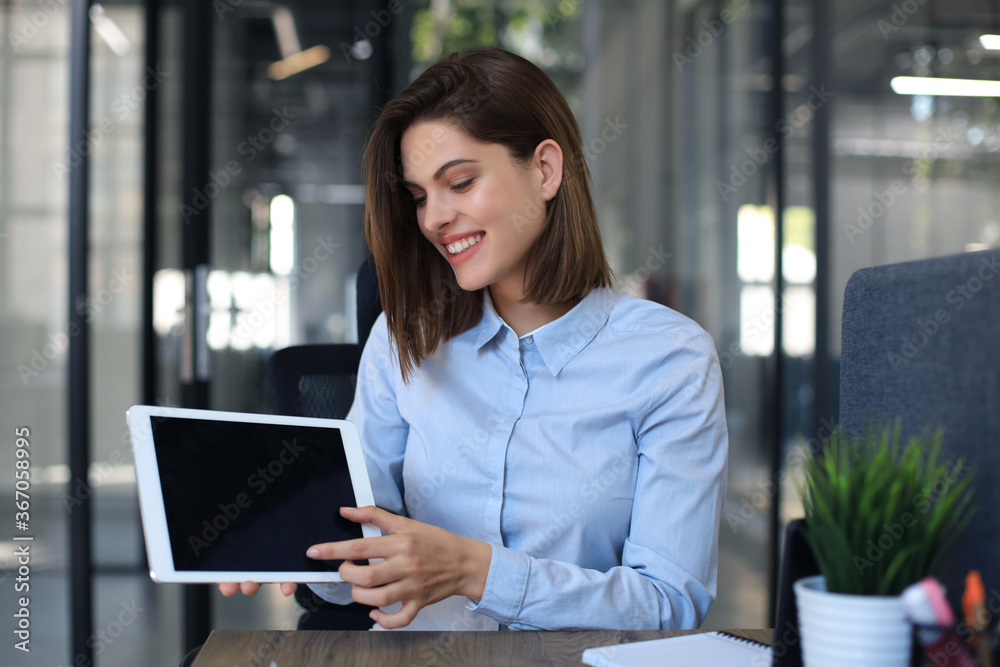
[839,248,1000,608]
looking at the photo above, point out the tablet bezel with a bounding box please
[126,404,381,584]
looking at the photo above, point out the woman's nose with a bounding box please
[423,193,456,232]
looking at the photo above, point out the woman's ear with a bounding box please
[534,139,564,202]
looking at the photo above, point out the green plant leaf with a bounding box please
[797,420,978,596]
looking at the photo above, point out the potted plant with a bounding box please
[794,420,976,667]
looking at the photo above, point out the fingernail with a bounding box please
[306,548,320,558]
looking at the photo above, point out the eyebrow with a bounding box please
[401,158,477,188]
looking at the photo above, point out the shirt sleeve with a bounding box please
[308,314,410,605]
[468,325,728,630]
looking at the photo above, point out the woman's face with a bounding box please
[400,120,562,295]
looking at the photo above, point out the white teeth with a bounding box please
[446,234,482,255]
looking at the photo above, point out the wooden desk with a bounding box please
[191,628,772,666]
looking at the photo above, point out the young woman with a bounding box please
[221,47,728,632]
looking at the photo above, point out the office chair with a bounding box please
[838,247,1000,611]
[356,252,383,350]
[771,519,819,667]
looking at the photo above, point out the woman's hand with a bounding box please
[306,506,491,629]
[217,582,297,597]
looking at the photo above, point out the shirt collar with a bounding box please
[473,287,618,377]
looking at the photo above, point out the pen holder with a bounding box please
[911,623,994,667]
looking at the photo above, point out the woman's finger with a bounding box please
[239,581,261,596]
[218,582,240,596]
[306,534,396,562]
[349,580,410,609]
[371,600,423,629]
[338,557,410,590]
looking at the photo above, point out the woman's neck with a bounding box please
[488,282,581,338]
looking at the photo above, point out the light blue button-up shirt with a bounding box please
[310,287,728,631]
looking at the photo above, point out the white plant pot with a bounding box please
[794,574,912,667]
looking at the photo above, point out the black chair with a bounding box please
[356,252,382,350]
[771,519,819,667]
[270,343,363,420]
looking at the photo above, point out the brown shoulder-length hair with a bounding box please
[363,47,611,382]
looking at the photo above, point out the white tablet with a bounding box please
[126,405,381,584]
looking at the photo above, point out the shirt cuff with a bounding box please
[464,543,530,625]
[306,582,353,605]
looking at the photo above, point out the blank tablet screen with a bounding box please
[151,416,365,573]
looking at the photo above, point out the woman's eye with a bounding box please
[410,193,426,208]
[452,179,474,192]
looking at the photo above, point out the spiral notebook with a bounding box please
[581,631,772,667]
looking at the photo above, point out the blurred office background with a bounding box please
[1,0,998,664]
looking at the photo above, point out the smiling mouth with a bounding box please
[445,234,483,255]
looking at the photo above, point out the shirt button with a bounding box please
[524,335,533,345]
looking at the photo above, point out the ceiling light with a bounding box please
[268,45,331,80]
[271,7,302,59]
[89,4,131,56]
[980,34,1000,51]
[890,76,1000,97]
